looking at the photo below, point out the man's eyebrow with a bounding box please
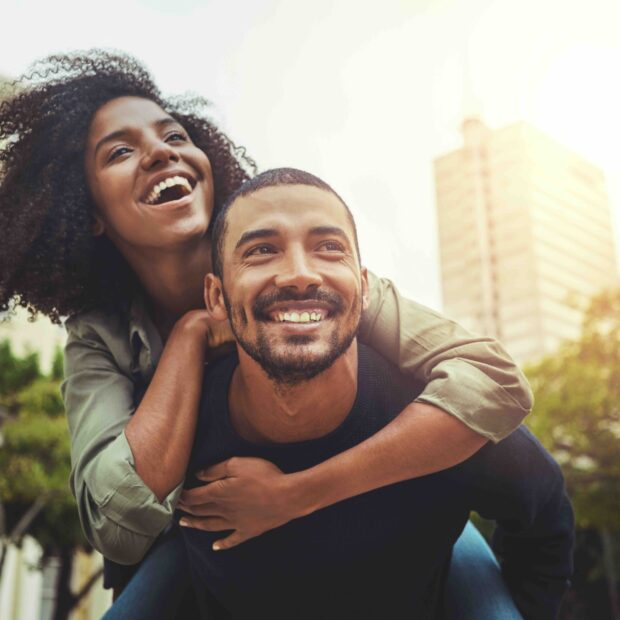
[94,117,179,156]
[309,226,350,242]
[234,228,280,251]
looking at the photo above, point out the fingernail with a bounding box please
[180,519,189,527]
[213,542,221,551]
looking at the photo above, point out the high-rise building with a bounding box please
[434,119,619,363]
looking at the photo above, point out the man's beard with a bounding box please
[225,287,361,388]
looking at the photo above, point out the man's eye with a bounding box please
[108,146,132,162]
[246,245,276,257]
[318,240,345,252]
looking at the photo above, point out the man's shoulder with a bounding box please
[357,344,426,409]
[463,424,565,496]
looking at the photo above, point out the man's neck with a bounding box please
[228,342,359,444]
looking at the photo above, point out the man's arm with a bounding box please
[464,427,574,619]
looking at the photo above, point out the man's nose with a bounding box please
[274,248,323,291]
[141,139,179,170]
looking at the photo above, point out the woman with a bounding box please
[0,50,528,617]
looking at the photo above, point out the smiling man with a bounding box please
[179,168,574,619]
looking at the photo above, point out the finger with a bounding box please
[196,460,233,481]
[179,517,231,532]
[177,501,221,517]
[213,531,247,551]
[180,480,226,506]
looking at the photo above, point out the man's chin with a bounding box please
[241,343,339,387]
[234,318,360,387]
[282,334,316,346]
[259,355,334,387]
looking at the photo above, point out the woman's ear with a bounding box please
[204,273,228,321]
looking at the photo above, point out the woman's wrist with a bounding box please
[284,466,341,519]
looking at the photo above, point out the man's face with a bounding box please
[214,184,368,385]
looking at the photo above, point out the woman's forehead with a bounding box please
[88,96,170,141]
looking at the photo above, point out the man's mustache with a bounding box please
[252,288,345,320]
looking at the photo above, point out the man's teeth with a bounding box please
[276,311,323,323]
[145,176,193,204]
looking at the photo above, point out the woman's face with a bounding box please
[84,96,214,255]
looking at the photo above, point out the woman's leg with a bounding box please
[102,526,196,620]
[446,521,523,619]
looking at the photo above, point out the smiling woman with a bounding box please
[0,51,253,323]
[0,50,531,618]
[85,97,213,255]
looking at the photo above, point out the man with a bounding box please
[179,168,574,619]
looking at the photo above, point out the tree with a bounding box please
[0,340,40,403]
[526,289,620,619]
[0,340,101,619]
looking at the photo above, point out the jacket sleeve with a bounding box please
[358,271,533,442]
[464,428,574,619]
[62,314,181,565]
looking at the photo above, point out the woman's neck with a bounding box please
[127,239,212,338]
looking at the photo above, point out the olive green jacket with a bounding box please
[62,271,532,565]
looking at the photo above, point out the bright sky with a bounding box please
[2,0,620,363]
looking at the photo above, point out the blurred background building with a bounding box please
[434,118,620,363]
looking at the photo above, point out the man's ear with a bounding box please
[92,214,105,237]
[204,273,228,321]
[360,267,369,311]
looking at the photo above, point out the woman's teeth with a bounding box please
[145,176,192,205]
[276,311,323,323]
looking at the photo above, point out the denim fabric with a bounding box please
[102,527,195,620]
[446,522,523,619]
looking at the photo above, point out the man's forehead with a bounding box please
[227,185,354,242]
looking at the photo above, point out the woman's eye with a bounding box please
[166,131,188,142]
[108,146,131,162]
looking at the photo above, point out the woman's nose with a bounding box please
[141,139,179,170]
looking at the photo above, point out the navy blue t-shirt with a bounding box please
[180,345,573,620]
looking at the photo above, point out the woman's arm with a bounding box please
[63,309,213,565]
[357,272,533,440]
[179,271,533,549]
[124,311,210,502]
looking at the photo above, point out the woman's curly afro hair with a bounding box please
[0,49,256,323]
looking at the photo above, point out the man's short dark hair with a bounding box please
[211,168,361,279]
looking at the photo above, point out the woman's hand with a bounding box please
[174,309,234,351]
[178,457,304,551]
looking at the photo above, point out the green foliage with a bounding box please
[17,378,65,417]
[525,289,620,533]
[51,346,64,382]
[0,340,85,552]
[0,413,70,499]
[0,340,40,398]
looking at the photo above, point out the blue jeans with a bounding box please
[446,522,523,619]
[104,522,522,619]
[102,527,194,620]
